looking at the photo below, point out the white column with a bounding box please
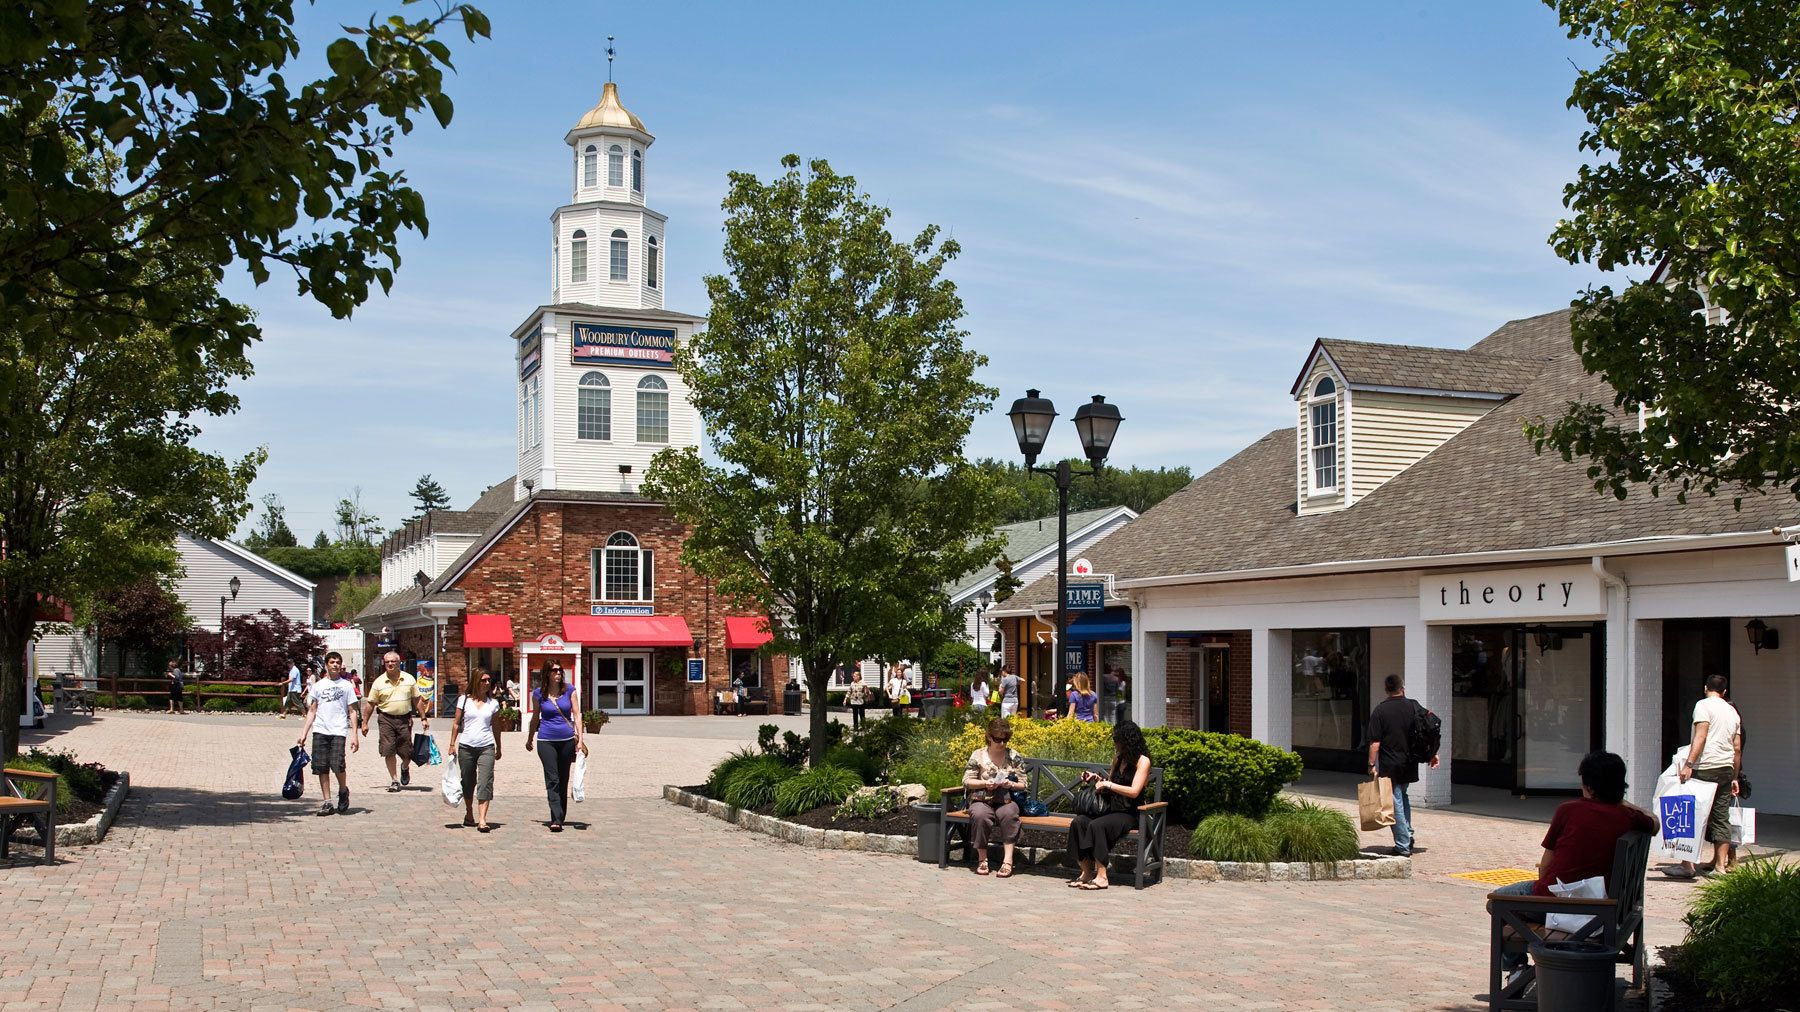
[1135,619,1167,729]
[537,324,560,492]
[1628,619,1663,808]
[1251,627,1291,747]
[1409,621,1454,807]
[1604,584,1631,779]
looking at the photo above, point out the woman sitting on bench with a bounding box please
[1068,719,1152,891]
[962,718,1027,878]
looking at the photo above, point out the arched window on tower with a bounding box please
[595,531,653,602]
[646,236,659,290]
[607,144,624,187]
[582,144,597,188]
[577,371,611,441]
[1308,376,1338,493]
[569,230,588,284]
[609,229,629,282]
[631,148,643,192]
[636,374,669,444]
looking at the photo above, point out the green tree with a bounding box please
[252,494,299,549]
[1529,1,1800,504]
[312,531,331,549]
[330,576,382,625]
[973,457,1192,524]
[643,155,1006,762]
[334,488,383,547]
[0,2,488,759]
[991,554,1023,604]
[409,474,453,518]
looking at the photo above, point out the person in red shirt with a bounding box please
[1493,751,1654,967]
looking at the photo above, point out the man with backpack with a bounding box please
[1364,674,1440,857]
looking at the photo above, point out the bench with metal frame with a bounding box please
[940,757,1168,889]
[54,672,95,716]
[1484,829,1651,1010]
[0,767,58,865]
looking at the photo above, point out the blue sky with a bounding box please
[209,2,1610,542]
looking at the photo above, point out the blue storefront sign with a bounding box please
[1063,642,1088,674]
[1064,582,1105,612]
[687,658,706,683]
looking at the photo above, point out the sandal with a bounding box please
[975,861,990,876]
[997,863,1014,879]
[463,815,476,827]
[1080,880,1109,890]
[1067,876,1089,888]
[478,824,491,834]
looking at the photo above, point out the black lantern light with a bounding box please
[1071,395,1124,469]
[1007,389,1058,468]
[1745,618,1779,654]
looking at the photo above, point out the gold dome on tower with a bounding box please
[572,81,650,137]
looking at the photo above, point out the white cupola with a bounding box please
[552,82,665,309]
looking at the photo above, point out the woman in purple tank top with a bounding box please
[525,664,586,831]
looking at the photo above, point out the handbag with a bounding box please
[1072,783,1108,819]
[1012,790,1047,818]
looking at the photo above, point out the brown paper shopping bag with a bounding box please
[1358,775,1395,831]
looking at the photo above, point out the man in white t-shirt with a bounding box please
[295,652,363,816]
[1674,674,1743,877]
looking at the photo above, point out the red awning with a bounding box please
[463,613,515,649]
[562,615,693,648]
[725,616,773,650]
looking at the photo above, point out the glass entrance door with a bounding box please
[1517,628,1595,791]
[1452,624,1603,792]
[588,653,651,715]
[1199,644,1229,732]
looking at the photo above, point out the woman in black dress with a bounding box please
[1067,720,1153,890]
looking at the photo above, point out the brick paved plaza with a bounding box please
[0,712,1715,1010]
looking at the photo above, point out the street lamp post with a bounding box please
[219,575,241,678]
[1006,390,1123,714]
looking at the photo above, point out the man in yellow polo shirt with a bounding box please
[362,652,429,792]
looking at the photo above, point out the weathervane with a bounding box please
[607,35,616,83]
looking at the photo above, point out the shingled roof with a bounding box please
[1005,308,1796,609]
[1291,338,1546,397]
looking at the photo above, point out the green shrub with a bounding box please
[757,722,843,767]
[888,757,964,803]
[835,785,903,821]
[19,748,108,803]
[202,698,238,712]
[6,759,74,816]
[773,764,864,817]
[122,695,150,710]
[1143,726,1303,826]
[826,691,845,708]
[1669,859,1800,1007]
[721,756,799,810]
[245,698,280,713]
[705,747,762,796]
[93,693,117,708]
[1190,813,1279,863]
[823,745,880,785]
[1266,806,1359,863]
[845,714,918,770]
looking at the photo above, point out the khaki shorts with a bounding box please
[1693,765,1736,843]
[377,711,414,758]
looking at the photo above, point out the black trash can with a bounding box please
[783,686,802,716]
[918,695,951,720]
[1531,940,1616,1011]
[912,803,943,863]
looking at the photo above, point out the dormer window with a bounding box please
[582,145,597,188]
[569,230,588,284]
[609,229,629,282]
[607,144,624,187]
[1308,376,1338,493]
[631,148,643,192]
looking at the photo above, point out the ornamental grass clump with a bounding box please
[1667,859,1800,1008]
[1266,805,1359,863]
[1189,813,1279,863]
[773,764,864,817]
[705,746,761,796]
[721,755,799,810]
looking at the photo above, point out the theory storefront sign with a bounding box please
[571,322,677,366]
[1419,564,1605,623]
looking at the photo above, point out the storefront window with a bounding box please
[466,647,514,704]
[1452,624,1600,791]
[1289,628,1369,752]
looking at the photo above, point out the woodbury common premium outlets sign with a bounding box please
[1418,564,1605,623]
[571,323,678,367]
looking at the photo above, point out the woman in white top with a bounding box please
[885,663,910,719]
[448,670,502,832]
[970,672,991,713]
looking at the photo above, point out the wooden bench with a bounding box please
[712,691,738,716]
[54,672,95,716]
[940,757,1168,889]
[0,767,58,865]
[1484,830,1651,1010]
[739,687,770,717]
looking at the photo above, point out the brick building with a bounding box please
[358,82,784,717]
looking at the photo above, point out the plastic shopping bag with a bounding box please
[1653,749,1719,863]
[427,736,443,766]
[411,732,433,766]
[1545,876,1606,935]
[441,760,462,807]
[281,745,310,800]
[572,750,588,803]
[1729,799,1756,845]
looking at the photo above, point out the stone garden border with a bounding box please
[15,771,132,848]
[664,785,1410,882]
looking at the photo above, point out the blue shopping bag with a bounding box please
[427,736,443,766]
[281,745,310,800]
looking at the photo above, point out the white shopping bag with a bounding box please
[1729,799,1756,845]
[441,761,462,807]
[1654,761,1719,863]
[571,750,587,803]
[1545,875,1606,935]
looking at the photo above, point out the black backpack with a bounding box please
[1405,701,1442,764]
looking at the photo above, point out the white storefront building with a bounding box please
[996,309,1800,814]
